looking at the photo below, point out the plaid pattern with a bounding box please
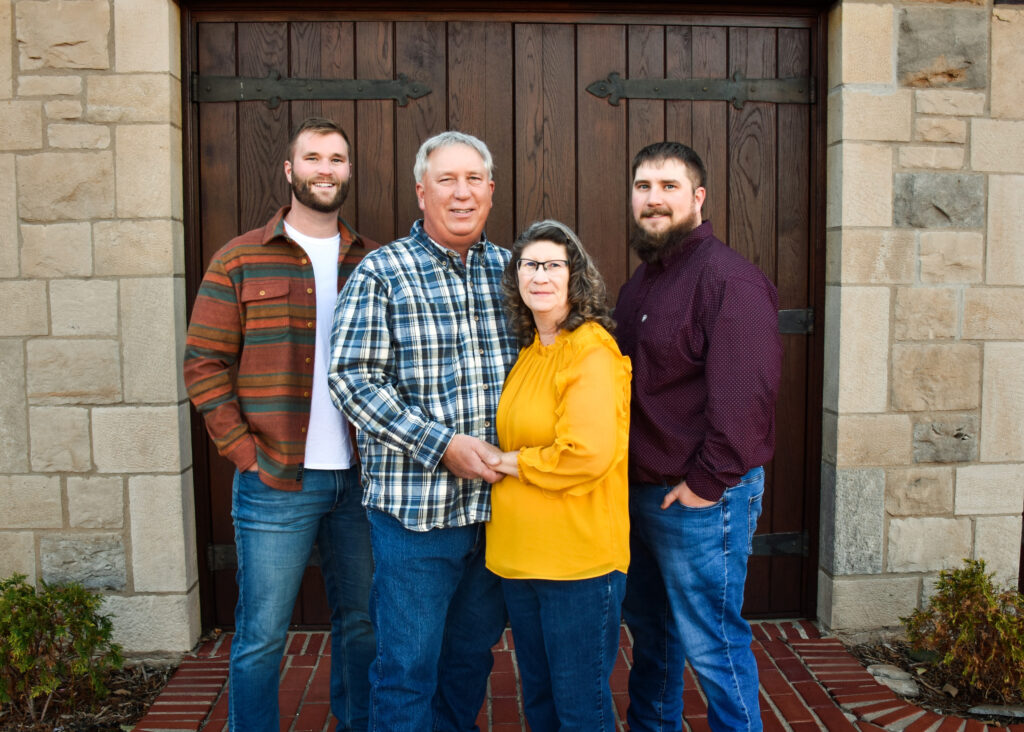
[184,207,374,491]
[328,221,517,530]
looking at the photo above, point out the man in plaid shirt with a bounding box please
[329,131,517,730]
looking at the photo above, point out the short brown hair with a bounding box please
[631,141,706,191]
[287,117,352,162]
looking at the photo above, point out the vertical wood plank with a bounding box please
[319,22,357,227]
[356,21,396,244]
[691,26,728,237]
[449,21,514,246]
[664,26,693,146]
[395,21,446,233]
[238,22,290,232]
[577,24,628,299]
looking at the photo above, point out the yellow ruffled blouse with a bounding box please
[486,320,631,580]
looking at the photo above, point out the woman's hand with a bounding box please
[494,450,520,477]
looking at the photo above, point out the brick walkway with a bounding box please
[133,621,1024,732]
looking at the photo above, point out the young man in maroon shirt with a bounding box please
[615,142,782,732]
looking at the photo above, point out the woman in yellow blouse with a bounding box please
[486,219,631,732]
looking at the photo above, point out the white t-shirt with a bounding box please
[285,221,354,470]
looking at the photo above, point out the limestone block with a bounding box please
[820,465,885,575]
[891,344,980,411]
[825,231,840,285]
[894,287,958,340]
[913,415,978,464]
[0,280,48,335]
[914,117,966,143]
[837,229,914,284]
[121,277,186,402]
[16,151,114,221]
[115,125,182,219]
[29,405,91,471]
[982,343,1024,462]
[40,534,126,591]
[964,288,1024,340]
[44,100,82,119]
[898,145,964,170]
[833,89,913,143]
[820,574,920,631]
[919,231,982,284]
[20,223,92,277]
[50,279,118,336]
[0,532,35,582]
[0,475,61,528]
[0,101,43,150]
[837,414,913,466]
[26,339,121,404]
[897,7,987,88]
[893,173,984,228]
[971,119,1024,173]
[129,473,197,592]
[888,517,971,571]
[16,0,110,70]
[48,123,110,149]
[92,404,189,473]
[822,410,837,465]
[987,176,1024,285]
[115,0,181,76]
[836,286,890,413]
[886,467,953,516]
[822,286,840,410]
[991,7,1024,120]
[0,0,10,98]
[827,143,893,228]
[94,219,182,276]
[87,74,180,123]
[974,516,1023,589]
[955,464,1024,515]
[17,74,81,96]
[915,89,985,116]
[103,589,200,653]
[68,476,123,528]
[834,3,895,86]
[0,341,28,472]
[0,155,16,276]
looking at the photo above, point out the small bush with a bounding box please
[0,574,123,724]
[903,558,1024,704]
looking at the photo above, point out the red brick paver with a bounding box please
[132,622,1004,732]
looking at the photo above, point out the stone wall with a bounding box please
[820,0,1024,632]
[0,0,197,653]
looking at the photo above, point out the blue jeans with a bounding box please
[623,468,765,732]
[229,468,374,732]
[502,572,626,732]
[365,509,507,731]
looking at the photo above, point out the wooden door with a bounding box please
[184,8,825,628]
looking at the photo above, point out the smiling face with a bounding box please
[517,240,571,326]
[284,130,351,214]
[416,143,495,252]
[631,157,705,240]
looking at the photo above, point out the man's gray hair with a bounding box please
[413,131,494,183]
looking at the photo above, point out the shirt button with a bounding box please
[482,384,488,390]
[478,349,484,355]
[307,288,313,294]
[484,421,491,427]
[305,357,312,364]
[301,257,308,264]
[259,289,266,296]
[301,427,307,433]
[307,321,314,328]
[304,391,310,398]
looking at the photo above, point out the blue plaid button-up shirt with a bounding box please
[328,220,517,531]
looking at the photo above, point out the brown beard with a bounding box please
[629,217,701,264]
[291,174,350,213]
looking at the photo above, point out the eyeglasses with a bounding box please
[517,258,569,274]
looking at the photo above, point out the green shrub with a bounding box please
[0,574,123,724]
[903,558,1024,704]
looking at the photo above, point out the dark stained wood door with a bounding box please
[184,8,825,628]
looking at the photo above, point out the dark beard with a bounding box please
[291,175,350,213]
[629,218,700,264]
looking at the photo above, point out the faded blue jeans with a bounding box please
[229,467,374,732]
[623,467,765,732]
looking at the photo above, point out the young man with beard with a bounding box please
[184,117,376,732]
[615,142,782,732]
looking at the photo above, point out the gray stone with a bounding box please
[913,415,978,463]
[821,465,885,576]
[968,705,1024,719]
[40,534,126,591]
[894,173,984,228]
[868,664,913,681]
[898,8,988,89]
[0,341,28,472]
[876,676,921,698]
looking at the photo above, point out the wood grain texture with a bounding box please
[355,21,396,244]
[691,25,728,238]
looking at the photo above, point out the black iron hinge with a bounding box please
[191,71,431,108]
[587,71,814,109]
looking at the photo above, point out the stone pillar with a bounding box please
[820,0,1024,635]
[0,0,198,654]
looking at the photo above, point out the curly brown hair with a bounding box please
[501,220,616,346]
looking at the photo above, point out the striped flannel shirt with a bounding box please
[183,207,375,491]
[328,220,517,531]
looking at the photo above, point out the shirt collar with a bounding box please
[408,219,491,265]
[648,220,715,272]
[259,206,358,246]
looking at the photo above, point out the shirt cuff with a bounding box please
[685,463,728,503]
[413,422,457,472]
